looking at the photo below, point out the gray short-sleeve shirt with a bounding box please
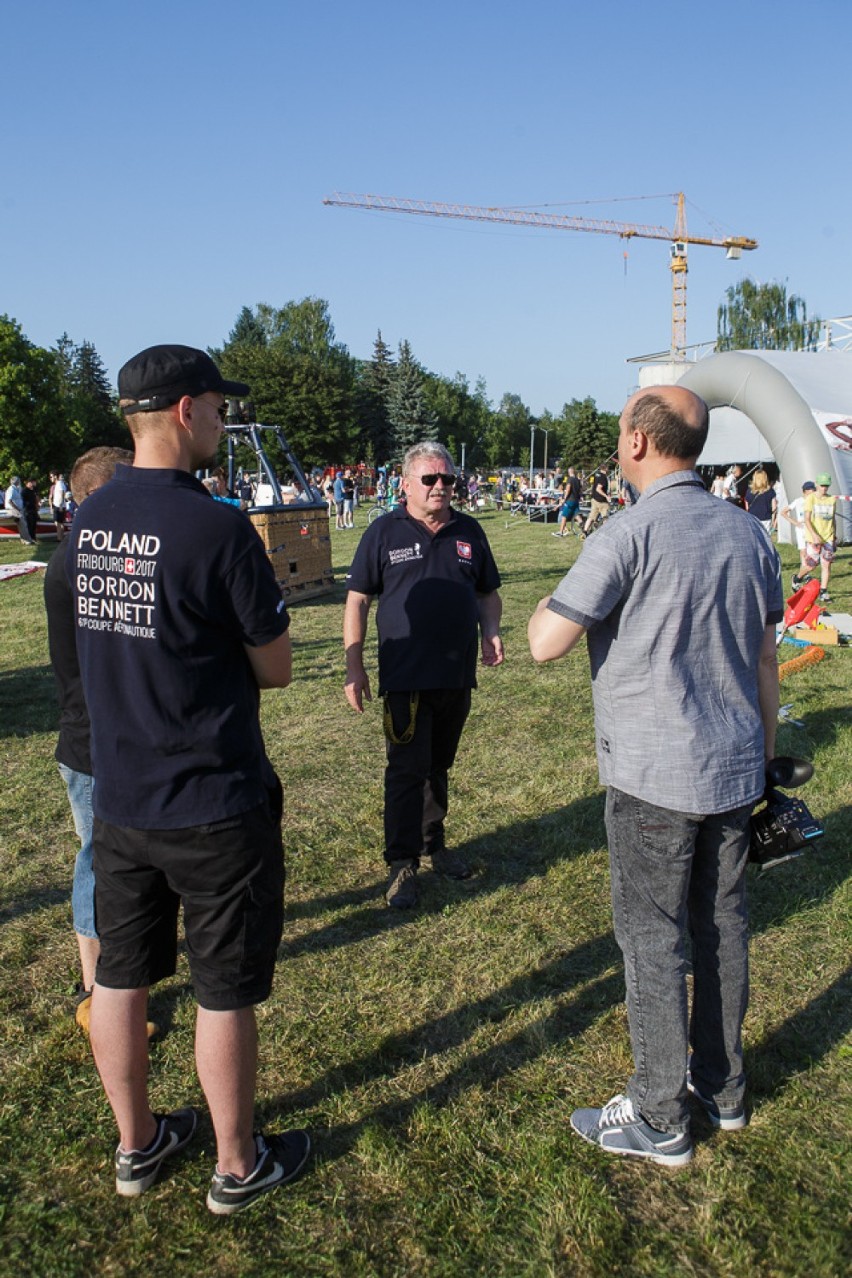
[548,469,783,813]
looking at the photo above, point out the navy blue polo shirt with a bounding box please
[346,506,501,693]
[68,466,289,830]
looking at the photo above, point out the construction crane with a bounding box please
[323,191,758,358]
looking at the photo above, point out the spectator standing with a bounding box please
[344,441,504,909]
[43,447,157,1036]
[22,479,40,541]
[4,475,35,544]
[744,469,777,535]
[582,464,611,535]
[553,467,583,538]
[69,344,308,1214]
[333,470,345,529]
[784,481,817,591]
[528,386,781,1167]
[49,472,69,539]
[803,473,839,603]
[342,469,355,528]
[722,464,743,506]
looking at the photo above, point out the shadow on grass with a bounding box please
[283,789,849,961]
[749,964,852,1101]
[265,931,623,1130]
[0,885,69,927]
[0,665,57,737]
[279,793,607,958]
[748,801,851,935]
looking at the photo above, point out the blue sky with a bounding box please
[4,0,848,417]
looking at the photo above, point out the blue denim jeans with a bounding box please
[605,787,752,1134]
[58,764,97,939]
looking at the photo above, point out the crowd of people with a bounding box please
[31,343,818,1217]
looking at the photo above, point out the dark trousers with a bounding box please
[605,787,752,1133]
[383,688,471,865]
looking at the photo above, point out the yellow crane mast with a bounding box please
[323,191,758,358]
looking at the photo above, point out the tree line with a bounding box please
[213,299,621,473]
[0,303,619,482]
[0,317,131,482]
[0,277,818,484]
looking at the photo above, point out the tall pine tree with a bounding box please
[388,340,436,454]
[54,334,129,456]
[356,330,395,464]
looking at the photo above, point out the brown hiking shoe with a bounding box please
[385,861,418,909]
[429,848,472,880]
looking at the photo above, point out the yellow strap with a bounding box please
[383,692,420,745]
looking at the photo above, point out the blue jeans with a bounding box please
[58,764,97,939]
[605,787,752,1134]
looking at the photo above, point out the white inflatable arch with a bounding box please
[678,352,840,497]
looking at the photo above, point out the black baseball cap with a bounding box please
[118,345,250,415]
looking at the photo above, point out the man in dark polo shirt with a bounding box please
[344,441,504,909]
[68,345,309,1214]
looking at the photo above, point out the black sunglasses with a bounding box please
[419,473,456,487]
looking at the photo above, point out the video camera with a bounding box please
[749,757,824,870]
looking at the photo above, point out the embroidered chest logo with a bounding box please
[456,541,472,560]
[388,542,423,566]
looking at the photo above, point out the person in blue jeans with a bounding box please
[529,384,782,1166]
[44,447,158,1034]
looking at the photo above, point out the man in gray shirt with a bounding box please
[528,385,782,1167]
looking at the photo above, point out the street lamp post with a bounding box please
[542,429,549,481]
[529,424,535,489]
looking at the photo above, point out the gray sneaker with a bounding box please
[115,1108,198,1196]
[570,1094,693,1167]
[429,848,471,880]
[687,1078,747,1130]
[386,861,418,908]
[207,1131,310,1215]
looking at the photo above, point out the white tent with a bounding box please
[639,350,852,543]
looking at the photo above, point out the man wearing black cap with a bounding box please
[68,345,309,1214]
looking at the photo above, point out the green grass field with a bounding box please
[0,511,849,1278]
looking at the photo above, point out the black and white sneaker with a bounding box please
[207,1131,311,1215]
[115,1108,198,1196]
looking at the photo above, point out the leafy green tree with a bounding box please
[717,278,820,351]
[217,299,359,466]
[0,316,67,480]
[421,370,493,470]
[388,340,436,453]
[558,397,619,472]
[482,392,532,468]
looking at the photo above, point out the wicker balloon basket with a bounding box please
[248,506,334,602]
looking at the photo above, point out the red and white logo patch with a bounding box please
[456,541,472,559]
